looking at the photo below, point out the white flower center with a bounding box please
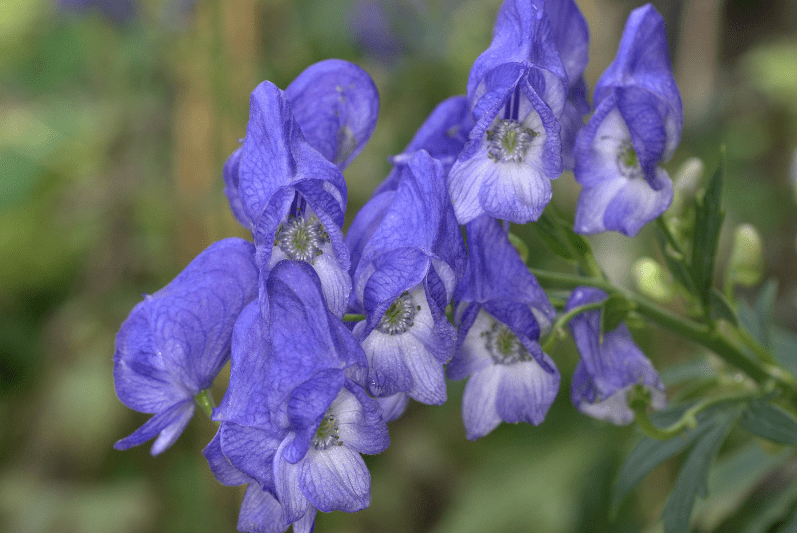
[376,291,420,335]
[487,119,537,163]
[312,413,342,450]
[274,214,329,263]
[481,319,532,364]
[617,140,644,180]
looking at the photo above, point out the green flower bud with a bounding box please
[633,257,674,303]
[728,224,765,287]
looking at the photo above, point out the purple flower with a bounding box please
[573,4,682,237]
[447,0,568,224]
[113,238,258,455]
[222,60,379,317]
[346,150,467,405]
[447,215,559,439]
[207,261,388,533]
[566,287,666,424]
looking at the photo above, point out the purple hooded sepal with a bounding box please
[566,287,666,425]
[449,65,564,225]
[573,5,681,237]
[285,59,380,171]
[454,215,555,333]
[113,238,258,455]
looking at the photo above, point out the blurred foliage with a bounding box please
[1,0,796,532]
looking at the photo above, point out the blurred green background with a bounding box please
[2,0,797,531]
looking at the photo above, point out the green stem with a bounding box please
[194,389,217,422]
[540,301,604,352]
[631,388,758,440]
[529,268,797,393]
[734,323,778,366]
[343,313,366,322]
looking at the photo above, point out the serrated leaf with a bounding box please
[662,406,742,533]
[690,154,725,310]
[612,404,713,512]
[740,398,797,446]
[711,288,738,326]
[600,293,635,339]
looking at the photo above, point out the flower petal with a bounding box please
[237,483,287,533]
[285,59,379,170]
[461,365,502,440]
[113,399,194,455]
[299,444,371,513]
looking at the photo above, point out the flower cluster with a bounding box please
[113,2,678,531]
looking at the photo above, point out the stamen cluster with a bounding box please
[481,319,532,364]
[376,292,419,335]
[487,119,536,163]
[275,214,329,263]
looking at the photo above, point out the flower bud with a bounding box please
[728,224,765,287]
[633,257,674,303]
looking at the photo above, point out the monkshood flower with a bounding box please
[207,261,387,533]
[447,0,568,224]
[223,61,378,317]
[447,215,559,439]
[573,4,682,236]
[545,0,590,170]
[113,238,258,455]
[566,287,666,424]
[346,150,466,405]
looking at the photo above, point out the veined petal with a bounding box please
[299,444,371,513]
[274,438,311,524]
[113,399,194,455]
[218,422,283,492]
[495,355,560,425]
[374,392,409,424]
[237,483,287,533]
[202,429,251,487]
[285,59,379,170]
[335,383,389,455]
[222,146,250,229]
[358,286,449,404]
[214,302,271,427]
[461,365,502,440]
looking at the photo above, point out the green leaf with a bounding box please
[710,288,739,326]
[612,404,713,512]
[773,327,797,377]
[740,398,797,446]
[754,279,778,350]
[662,406,742,533]
[599,293,635,340]
[658,357,713,386]
[654,225,698,294]
[690,153,725,310]
[532,211,576,261]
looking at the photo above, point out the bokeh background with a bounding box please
[2,0,797,531]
